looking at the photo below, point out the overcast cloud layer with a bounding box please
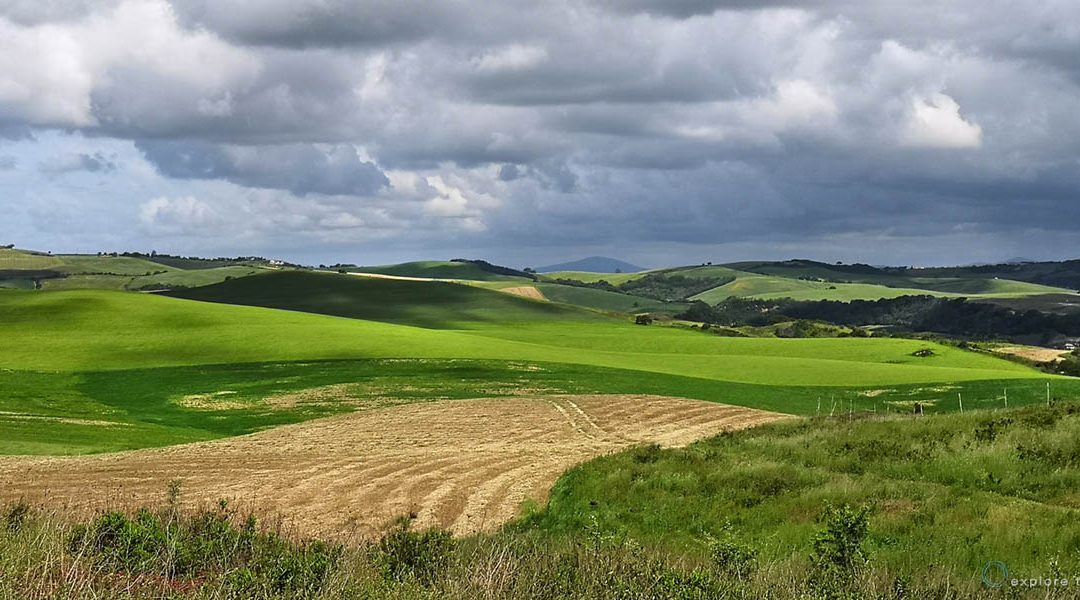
[1,0,1078,267]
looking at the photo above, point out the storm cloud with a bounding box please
[0,0,1078,266]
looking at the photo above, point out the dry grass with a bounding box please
[0,395,788,539]
[994,345,1070,363]
[498,286,547,301]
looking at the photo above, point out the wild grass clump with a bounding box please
[371,516,455,586]
[3,500,29,533]
[4,495,341,599]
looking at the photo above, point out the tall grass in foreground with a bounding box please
[7,403,1080,598]
[0,502,1046,599]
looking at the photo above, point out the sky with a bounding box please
[1,1,1079,269]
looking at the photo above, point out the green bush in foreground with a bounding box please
[65,501,341,599]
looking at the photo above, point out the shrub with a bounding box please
[631,443,662,464]
[974,417,1013,443]
[707,532,757,579]
[4,501,30,533]
[67,503,339,598]
[810,503,871,590]
[372,517,455,586]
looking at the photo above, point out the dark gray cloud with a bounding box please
[0,0,1078,265]
[0,156,15,170]
[137,141,389,197]
[587,0,795,18]
[172,0,459,47]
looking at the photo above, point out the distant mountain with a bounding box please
[536,256,644,273]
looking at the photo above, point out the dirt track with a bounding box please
[0,395,788,538]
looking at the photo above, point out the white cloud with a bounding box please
[472,44,548,73]
[0,0,259,129]
[423,175,500,231]
[140,196,222,232]
[902,92,982,148]
[0,19,94,126]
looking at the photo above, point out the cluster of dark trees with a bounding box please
[0,269,63,280]
[678,295,1080,345]
[549,272,732,301]
[109,251,273,262]
[450,258,537,281]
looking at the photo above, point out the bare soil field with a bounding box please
[0,395,787,538]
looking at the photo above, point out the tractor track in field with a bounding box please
[0,395,790,538]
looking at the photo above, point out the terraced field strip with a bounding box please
[0,395,789,537]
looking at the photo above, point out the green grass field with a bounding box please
[546,260,1080,304]
[691,273,955,303]
[469,278,686,315]
[166,271,583,328]
[1,272,1076,455]
[539,270,656,285]
[519,402,1080,595]
[0,248,273,291]
[728,260,1077,297]
[534,283,686,314]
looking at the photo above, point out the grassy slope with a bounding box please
[470,280,682,315]
[979,293,1080,315]
[0,248,68,270]
[547,265,960,303]
[542,265,738,285]
[540,270,655,285]
[353,260,528,281]
[534,283,685,314]
[126,266,268,289]
[0,248,270,291]
[165,271,581,328]
[512,262,1080,304]
[1,273,1074,455]
[691,273,954,303]
[0,285,1049,386]
[0,284,1074,455]
[153,272,1040,384]
[729,260,1077,297]
[525,403,1080,588]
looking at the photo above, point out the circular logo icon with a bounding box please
[982,561,1009,589]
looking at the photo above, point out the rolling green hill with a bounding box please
[0,284,1075,455]
[550,260,1079,305]
[534,283,687,314]
[0,287,1053,384]
[0,247,272,291]
[164,271,582,328]
[353,260,531,281]
[465,280,686,315]
[540,270,656,285]
[0,247,169,276]
[691,273,955,303]
[729,259,1077,297]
